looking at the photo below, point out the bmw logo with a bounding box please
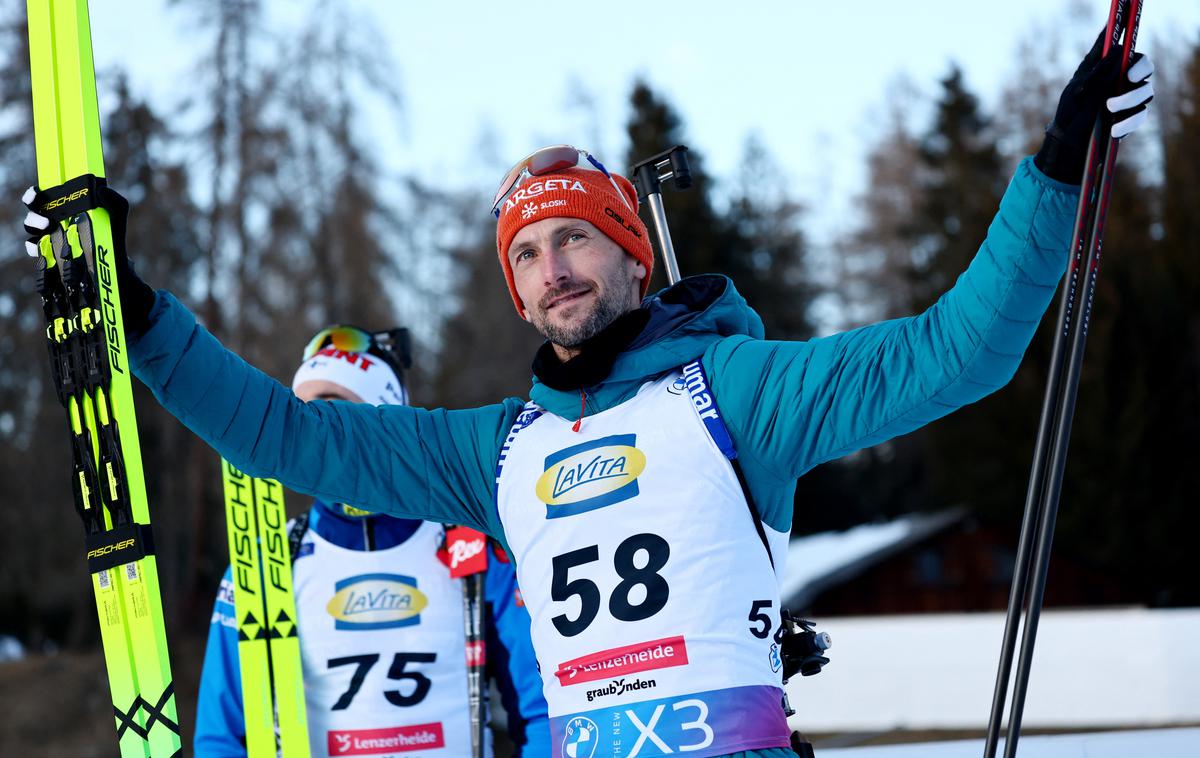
[562,716,599,758]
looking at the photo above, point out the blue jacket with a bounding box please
[137,158,1079,758]
[193,501,549,756]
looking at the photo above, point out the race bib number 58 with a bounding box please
[551,533,670,638]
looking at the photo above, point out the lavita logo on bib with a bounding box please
[535,434,646,518]
[326,573,428,630]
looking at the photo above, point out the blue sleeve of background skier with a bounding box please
[705,157,1081,532]
[194,568,247,757]
[484,549,549,755]
[127,305,522,541]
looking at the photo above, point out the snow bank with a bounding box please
[786,608,1200,731]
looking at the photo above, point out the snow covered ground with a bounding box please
[785,608,1200,732]
[819,728,1200,757]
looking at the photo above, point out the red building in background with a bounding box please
[781,509,1131,617]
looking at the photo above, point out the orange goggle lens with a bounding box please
[301,326,373,361]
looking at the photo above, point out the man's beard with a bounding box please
[531,282,631,350]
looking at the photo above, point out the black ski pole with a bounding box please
[631,145,692,284]
[982,2,1142,755]
[1001,6,1142,756]
[465,572,486,758]
[981,4,1116,745]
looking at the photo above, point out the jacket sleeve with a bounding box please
[484,547,549,755]
[128,298,520,538]
[706,157,1079,510]
[194,568,247,757]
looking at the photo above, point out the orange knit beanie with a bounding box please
[495,167,654,313]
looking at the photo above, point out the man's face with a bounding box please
[508,217,645,356]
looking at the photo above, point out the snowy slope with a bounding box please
[786,608,1200,731]
[818,728,1200,757]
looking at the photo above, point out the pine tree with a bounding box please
[0,0,209,646]
[428,185,545,408]
[908,67,1007,310]
[623,80,735,291]
[725,135,817,341]
[1059,34,1200,605]
[623,81,820,339]
[100,74,210,619]
[0,0,77,648]
[167,0,414,615]
[838,76,924,322]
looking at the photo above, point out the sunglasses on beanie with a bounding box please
[491,144,633,219]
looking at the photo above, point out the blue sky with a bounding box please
[89,0,1199,254]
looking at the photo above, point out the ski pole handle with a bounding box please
[631,146,692,285]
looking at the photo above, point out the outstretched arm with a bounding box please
[705,32,1155,533]
[130,295,518,537]
[709,156,1078,483]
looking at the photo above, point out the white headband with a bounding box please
[291,347,408,406]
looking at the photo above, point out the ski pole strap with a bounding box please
[84,521,155,573]
[30,173,107,224]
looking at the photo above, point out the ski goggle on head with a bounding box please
[491,144,632,219]
[302,325,413,372]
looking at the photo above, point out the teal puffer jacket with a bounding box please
[131,156,1076,544]
[130,156,1078,757]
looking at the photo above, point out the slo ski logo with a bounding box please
[536,434,646,518]
[561,716,598,758]
[521,201,538,219]
[326,573,427,630]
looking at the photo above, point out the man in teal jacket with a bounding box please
[21,34,1154,758]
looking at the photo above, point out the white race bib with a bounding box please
[496,364,790,757]
[292,521,487,756]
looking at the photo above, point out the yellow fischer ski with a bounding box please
[221,460,311,756]
[26,1,179,755]
[222,462,278,757]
